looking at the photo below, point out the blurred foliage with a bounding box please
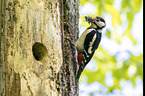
[79,0,143,94]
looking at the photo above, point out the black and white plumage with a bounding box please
[76,16,106,81]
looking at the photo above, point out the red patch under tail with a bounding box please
[78,53,83,66]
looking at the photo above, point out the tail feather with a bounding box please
[76,50,95,82]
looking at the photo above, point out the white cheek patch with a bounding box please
[97,22,105,27]
[94,20,105,28]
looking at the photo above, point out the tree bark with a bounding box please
[0,0,79,96]
[58,0,79,95]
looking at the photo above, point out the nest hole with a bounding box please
[32,42,48,62]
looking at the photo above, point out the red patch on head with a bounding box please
[104,22,106,26]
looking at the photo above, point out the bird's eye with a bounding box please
[96,19,99,22]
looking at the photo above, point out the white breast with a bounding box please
[76,29,96,53]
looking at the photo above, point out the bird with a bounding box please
[76,16,106,82]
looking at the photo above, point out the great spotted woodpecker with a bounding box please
[76,16,106,81]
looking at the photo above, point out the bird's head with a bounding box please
[85,16,106,31]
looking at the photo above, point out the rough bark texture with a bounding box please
[0,0,79,96]
[0,0,2,95]
[58,0,79,95]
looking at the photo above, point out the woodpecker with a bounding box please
[76,16,106,81]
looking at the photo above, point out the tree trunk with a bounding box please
[0,0,79,96]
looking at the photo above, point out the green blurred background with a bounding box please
[79,0,143,95]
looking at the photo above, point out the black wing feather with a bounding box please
[84,30,96,54]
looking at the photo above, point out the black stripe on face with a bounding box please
[93,22,105,29]
[96,17,105,23]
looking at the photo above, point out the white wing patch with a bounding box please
[77,29,95,52]
[88,33,97,54]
